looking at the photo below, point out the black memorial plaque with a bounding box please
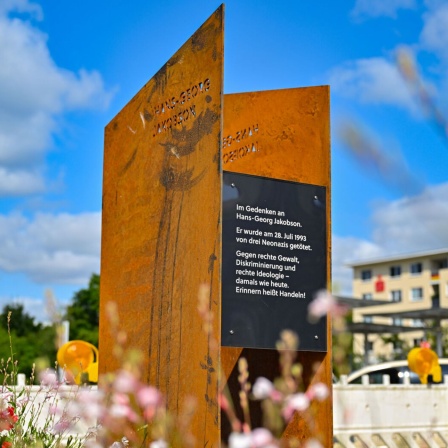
[222,172,327,351]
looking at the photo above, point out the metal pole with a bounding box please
[364,333,369,365]
[436,318,443,357]
[58,320,70,382]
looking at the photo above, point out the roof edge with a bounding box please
[347,247,448,268]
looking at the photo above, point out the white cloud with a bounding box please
[332,236,382,295]
[0,0,42,18]
[329,58,418,113]
[351,0,417,19]
[0,167,45,196]
[0,211,101,284]
[424,0,446,9]
[0,296,58,324]
[420,4,448,61]
[0,3,113,196]
[371,182,448,251]
[333,182,448,295]
[332,2,448,115]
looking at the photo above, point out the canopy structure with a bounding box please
[361,306,448,357]
[335,295,390,308]
[346,322,424,334]
[334,295,447,362]
[362,307,448,320]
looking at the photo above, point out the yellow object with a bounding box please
[407,346,441,384]
[57,340,99,384]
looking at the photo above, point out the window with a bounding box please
[411,262,422,275]
[392,318,402,326]
[412,319,424,327]
[363,316,373,323]
[411,287,423,301]
[362,293,373,301]
[391,290,402,302]
[390,266,401,277]
[361,270,372,281]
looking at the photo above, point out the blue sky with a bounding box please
[1,0,448,320]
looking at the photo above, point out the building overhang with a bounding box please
[362,307,448,320]
[346,248,448,268]
[335,295,391,308]
[345,322,424,335]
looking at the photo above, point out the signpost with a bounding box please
[99,5,331,446]
[222,172,327,351]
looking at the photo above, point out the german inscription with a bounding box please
[222,172,327,351]
[151,79,211,137]
[222,123,260,165]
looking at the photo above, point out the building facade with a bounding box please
[349,248,448,363]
